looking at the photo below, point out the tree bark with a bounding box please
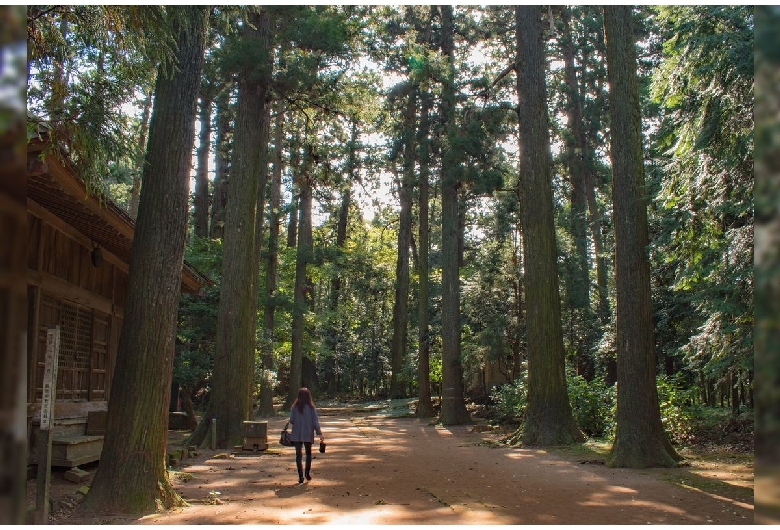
[439,5,471,425]
[516,5,583,446]
[389,89,416,399]
[561,7,594,381]
[180,384,199,431]
[289,146,314,404]
[249,20,272,413]
[84,6,207,513]
[258,106,285,417]
[603,5,680,468]
[209,87,231,239]
[190,10,269,449]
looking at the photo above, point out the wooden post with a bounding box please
[11,332,28,524]
[35,326,59,525]
[210,418,216,450]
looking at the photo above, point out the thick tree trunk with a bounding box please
[84,6,207,513]
[249,23,272,413]
[389,90,416,399]
[603,6,680,468]
[259,107,285,417]
[516,5,583,446]
[416,87,435,418]
[210,88,231,239]
[439,5,471,425]
[193,92,212,239]
[194,10,269,449]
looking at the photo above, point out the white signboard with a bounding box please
[40,326,60,431]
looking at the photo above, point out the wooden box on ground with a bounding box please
[241,421,268,451]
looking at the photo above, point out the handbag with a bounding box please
[280,422,294,447]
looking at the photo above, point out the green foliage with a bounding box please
[656,374,696,445]
[648,5,753,392]
[567,375,616,438]
[27,6,179,192]
[488,374,527,424]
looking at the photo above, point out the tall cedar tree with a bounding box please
[83,6,208,513]
[389,87,416,398]
[560,7,594,380]
[603,6,681,468]
[439,5,471,425]
[189,9,270,449]
[193,89,212,238]
[258,106,285,416]
[515,5,584,446]
[417,87,436,417]
[290,144,315,404]
[414,6,436,418]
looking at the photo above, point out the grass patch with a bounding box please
[543,439,612,462]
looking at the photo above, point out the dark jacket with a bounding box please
[289,404,322,443]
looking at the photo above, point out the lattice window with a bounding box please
[37,293,108,402]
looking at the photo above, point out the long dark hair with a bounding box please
[292,387,314,414]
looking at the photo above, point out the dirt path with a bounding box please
[45,409,754,525]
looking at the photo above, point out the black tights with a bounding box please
[294,441,312,479]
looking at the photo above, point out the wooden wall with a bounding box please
[27,207,126,419]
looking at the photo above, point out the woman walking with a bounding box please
[289,387,324,484]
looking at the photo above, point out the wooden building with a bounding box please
[26,134,209,466]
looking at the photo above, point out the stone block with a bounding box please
[76,485,90,496]
[63,467,91,483]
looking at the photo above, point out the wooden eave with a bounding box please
[27,137,211,295]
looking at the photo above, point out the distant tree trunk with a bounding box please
[130,88,152,219]
[258,106,285,417]
[561,7,593,381]
[193,91,212,239]
[416,87,435,418]
[286,123,302,249]
[287,195,299,248]
[289,147,314,405]
[515,5,583,446]
[390,89,416,399]
[84,6,207,513]
[210,88,231,239]
[323,121,356,394]
[603,5,680,468]
[180,384,199,431]
[189,10,268,449]
[439,5,471,425]
[512,227,525,381]
[579,30,611,326]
